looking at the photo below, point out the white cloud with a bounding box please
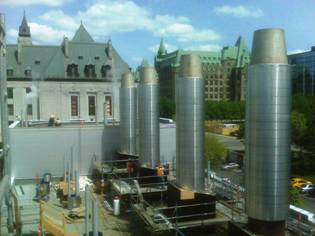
[131,56,143,63]
[0,0,73,6]
[186,44,222,51]
[18,0,220,43]
[149,43,178,53]
[214,5,263,18]
[288,49,307,55]
[8,29,18,38]
[28,22,73,43]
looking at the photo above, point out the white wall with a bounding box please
[9,125,176,179]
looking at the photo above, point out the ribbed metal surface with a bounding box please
[176,77,205,192]
[119,86,137,155]
[245,64,291,221]
[138,83,160,168]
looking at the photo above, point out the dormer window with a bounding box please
[25,68,32,77]
[84,64,96,78]
[7,69,13,77]
[35,59,40,65]
[101,65,112,81]
[67,64,79,77]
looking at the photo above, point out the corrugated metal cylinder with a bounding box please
[119,72,137,155]
[139,65,160,168]
[245,28,291,221]
[176,54,205,192]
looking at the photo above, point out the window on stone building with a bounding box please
[25,69,32,77]
[70,94,79,118]
[78,56,83,60]
[84,64,96,78]
[7,88,13,99]
[26,87,32,94]
[104,95,112,117]
[8,104,14,116]
[67,64,79,77]
[7,69,13,77]
[101,65,112,80]
[88,95,96,116]
[35,60,40,65]
[27,104,33,116]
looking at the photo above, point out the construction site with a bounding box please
[0,12,315,236]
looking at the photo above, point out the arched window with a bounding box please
[67,64,79,77]
[101,65,112,80]
[84,64,96,78]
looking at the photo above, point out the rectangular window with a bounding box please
[27,104,33,116]
[7,88,13,99]
[88,95,96,116]
[70,94,79,118]
[8,104,14,116]
[104,95,112,117]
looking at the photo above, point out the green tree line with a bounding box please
[160,95,315,150]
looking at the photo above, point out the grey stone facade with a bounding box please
[5,14,130,123]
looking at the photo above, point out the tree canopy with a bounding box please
[204,133,229,167]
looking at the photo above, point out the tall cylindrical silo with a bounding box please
[138,65,160,168]
[245,28,291,235]
[176,54,205,192]
[119,72,137,155]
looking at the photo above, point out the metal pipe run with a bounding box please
[120,72,137,155]
[138,64,160,168]
[245,28,291,235]
[0,175,10,204]
[176,54,205,192]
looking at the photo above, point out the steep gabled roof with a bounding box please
[19,12,31,37]
[71,23,94,43]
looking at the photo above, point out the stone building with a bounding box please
[6,14,130,124]
[154,37,250,101]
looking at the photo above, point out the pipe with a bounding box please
[11,190,22,235]
[176,54,205,192]
[92,200,98,236]
[85,185,89,236]
[75,169,79,196]
[0,175,10,204]
[67,160,71,208]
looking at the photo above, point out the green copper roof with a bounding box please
[155,37,250,68]
[71,23,95,43]
[141,59,150,68]
[157,38,167,56]
[19,12,31,37]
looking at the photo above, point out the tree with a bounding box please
[291,111,307,145]
[290,187,304,208]
[160,97,175,119]
[204,133,228,168]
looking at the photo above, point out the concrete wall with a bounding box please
[10,124,176,179]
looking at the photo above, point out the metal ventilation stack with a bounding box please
[245,28,291,235]
[138,65,160,168]
[119,72,137,155]
[176,54,204,192]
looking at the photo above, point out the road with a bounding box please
[214,168,315,214]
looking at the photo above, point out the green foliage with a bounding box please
[204,101,245,120]
[159,97,175,119]
[204,133,229,167]
[290,187,304,208]
[291,111,307,145]
[291,94,315,150]
[0,142,2,149]
[238,123,245,139]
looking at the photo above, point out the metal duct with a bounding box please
[119,72,137,155]
[176,54,205,192]
[139,65,160,168]
[245,28,291,221]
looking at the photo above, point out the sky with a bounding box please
[1,0,315,69]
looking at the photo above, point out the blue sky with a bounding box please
[1,0,315,69]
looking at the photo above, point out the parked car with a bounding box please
[308,187,315,197]
[222,162,239,170]
[291,178,312,188]
[299,184,315,194]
